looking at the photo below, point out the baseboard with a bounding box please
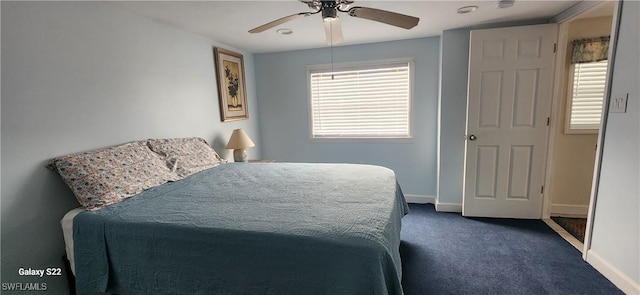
[435,201,462,213]
[550,203,589,217]
[543,219,583,252]
[404,194,435,204]
[586,249,640,295]
[433,202,585,216]
[404,196,462,212]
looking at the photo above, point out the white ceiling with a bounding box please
[104,0,581,53]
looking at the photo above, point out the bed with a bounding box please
[52,138,408,295]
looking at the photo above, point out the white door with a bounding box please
[463,24,557,218]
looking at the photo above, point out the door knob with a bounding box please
[468,135,477,141]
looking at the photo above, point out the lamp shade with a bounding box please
[226,129,255,149]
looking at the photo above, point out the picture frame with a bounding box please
[214,47,249,122]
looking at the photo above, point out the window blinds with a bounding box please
[309,62,411,138]
[569,60,608,130]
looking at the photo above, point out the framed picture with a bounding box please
[214,47,249,121]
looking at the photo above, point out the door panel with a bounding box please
[475,145,499,198]
[508,145,533,199]
[479,71,503,127]
[513,69,538,127]
[463,24,557,218]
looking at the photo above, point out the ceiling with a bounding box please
[104,0,582,53]
[573,0,615,19]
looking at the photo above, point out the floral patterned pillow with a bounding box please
[51,141,180,211]
[146,137,227,178]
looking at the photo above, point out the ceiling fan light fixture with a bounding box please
[322,7,338,21]
[457,6,479,14]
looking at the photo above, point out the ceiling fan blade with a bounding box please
[249,13,309,33]
[324,17,344,45]
[348,7,419,29]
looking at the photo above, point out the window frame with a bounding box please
[564,60,608,134]
[306,58,415,141]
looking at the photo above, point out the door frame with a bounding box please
[541,0,622,259]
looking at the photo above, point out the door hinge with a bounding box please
[547,117,550,126]
[553,43,557,53]
[541,186,544,194]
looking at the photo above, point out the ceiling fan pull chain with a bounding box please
[330,21,335,80]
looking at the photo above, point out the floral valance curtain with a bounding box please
[571,36,610,64]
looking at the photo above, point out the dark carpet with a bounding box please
[551,216,587,243]
[400,204,622,295]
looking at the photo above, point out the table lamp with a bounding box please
[226,129,255,162]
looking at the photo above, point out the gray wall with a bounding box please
[254,37,440,198]
[1,2,260,293]
[589,0,639,291]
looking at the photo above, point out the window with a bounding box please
[566,60,608,133]
[565,36,610,134]
[308,59,412,139]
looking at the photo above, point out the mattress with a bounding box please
[60,207,84,275]
[71,163,408,294]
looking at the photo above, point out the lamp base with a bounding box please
[233,148,248,162]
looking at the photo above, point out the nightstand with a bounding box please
[248,160,275,163]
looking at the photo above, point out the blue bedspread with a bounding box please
[74,163,408,295]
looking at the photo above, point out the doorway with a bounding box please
[544,1,616,251]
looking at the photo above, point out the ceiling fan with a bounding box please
[248,0,420,45]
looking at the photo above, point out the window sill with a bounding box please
[564,128,599,135]
[308,137,414,144]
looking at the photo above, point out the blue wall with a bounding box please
[437,28,471,209]
[1,2,261,292]
[255,37,440,197]
[589,1,639,290]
